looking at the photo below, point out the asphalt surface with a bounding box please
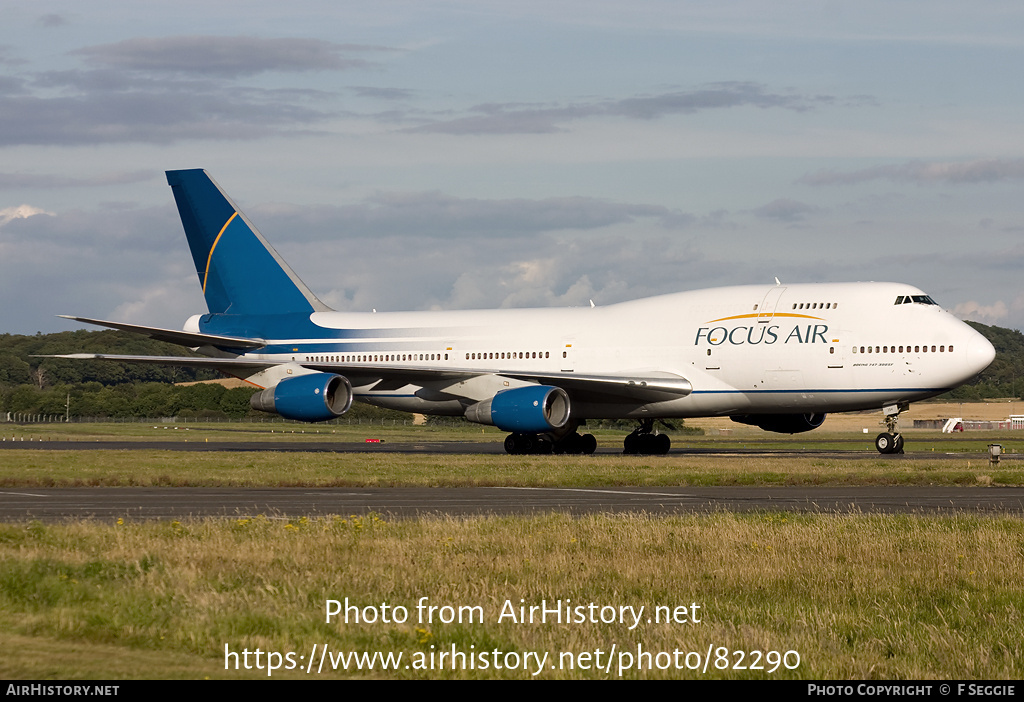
[2,485,1023,521]
[2,438,1020,459]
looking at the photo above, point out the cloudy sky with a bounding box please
[3,1,1024,334]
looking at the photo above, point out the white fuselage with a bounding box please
[236,281,995,421]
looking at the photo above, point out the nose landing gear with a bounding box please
[875,403,908,454]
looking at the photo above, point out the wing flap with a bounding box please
[501,370,693,399]
[41,352,692,403]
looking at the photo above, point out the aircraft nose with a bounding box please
[965,332,996,376]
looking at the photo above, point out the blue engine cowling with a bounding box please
[464,385,571,433]
[729,413,826,434]
[250,373,353,422]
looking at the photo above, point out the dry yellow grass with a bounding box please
[173,378,249,388]
[1,513,1021,679]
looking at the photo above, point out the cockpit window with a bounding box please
[895,295,939,306]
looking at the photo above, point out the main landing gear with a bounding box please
[622,419,671,455]
[875,403,908,455]
[503,430,597,455]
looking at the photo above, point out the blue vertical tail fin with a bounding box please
[166,169,331,316]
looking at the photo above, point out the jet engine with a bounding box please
[464,385,571,433]
[250,372,353,422]
[729,413,826,434]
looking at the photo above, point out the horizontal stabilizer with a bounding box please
[59,315,265,350]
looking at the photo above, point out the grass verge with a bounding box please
[1,449,1022,487]
[0,512,1021,679]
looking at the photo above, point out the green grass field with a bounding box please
[1,449,1022,488]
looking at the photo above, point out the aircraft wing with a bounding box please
[58,315,266,350]
[41,354,692,402]
[294,360,692,400]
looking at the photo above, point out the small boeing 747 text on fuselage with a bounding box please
[51,170,996,455]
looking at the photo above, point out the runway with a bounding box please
[2,485,1023,521]
[2,438,1019,459]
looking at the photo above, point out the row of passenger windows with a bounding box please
[467,351,551,360]
[309,345,954,364]
[306,353,449,363]
[792,302,838,310]
[303,351,559,364]
[853,345,953,354]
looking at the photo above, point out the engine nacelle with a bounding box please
[729,413,826,434]
[250,372,353,422]
[464,385,571,433]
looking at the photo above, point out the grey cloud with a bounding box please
[0,85,329,146]
[606,82,815,119]
[285,223,723,315]
[0,171,158,189]
[0,37,362,147]
[73,36,392,78]
[350,86,415,100]
[37,14,69,28]
[250,191,694,241]
[0,205,207,333]
[33,69,333,103]
[799,159,1024,186]
[407,83,831,135]
[10,196,1022,334]
[245,193,713,315]
[0,76,27,96]
[0,204,178,249]
[33,68,193,92]
[0,192,707,332]
[750,198,817,222]
[0,47,27,69]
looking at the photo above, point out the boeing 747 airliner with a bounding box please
[51,170,996,455]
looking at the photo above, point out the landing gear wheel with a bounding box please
[507,428,598,456]
[504,433,535,454]
[553,432,598,455]
[553,433,578,455]
[654,433,671,455]
[580,433,597,455]
[504,433,554,455]
[875,432,899,454]
[623,420,671,455]
[876,403,910,454]
[623,433,639,455]
[504,434,519,455]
